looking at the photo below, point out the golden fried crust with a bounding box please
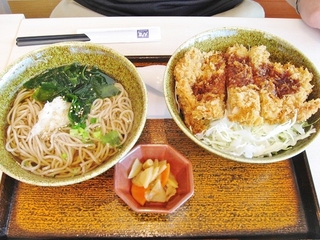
[225,45,264,126]
[261,62,320,124]
[174,45,320,133]
[226,44,254,88]
[174,47,226,133]
[227,85,264,126]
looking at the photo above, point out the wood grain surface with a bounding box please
[255,0,299,18]
[5,119,309,238]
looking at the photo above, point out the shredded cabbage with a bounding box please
[195,113,315,158]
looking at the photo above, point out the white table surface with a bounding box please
[2,16,320,208]
[0,14,24,70]
[0,14,25,182]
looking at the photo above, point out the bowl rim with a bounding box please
[0,42,148,186]
[163,27,320,163]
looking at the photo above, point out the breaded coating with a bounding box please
[227,85,263,126]
[226,45,264,126]
[174,47,226,133]
[174,45,320,133]
[261,62,320,124]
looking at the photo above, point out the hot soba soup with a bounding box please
[0,42,147,186]
[6,63,134,178]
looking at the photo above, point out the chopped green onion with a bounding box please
[92,130,102,139]
[101,130,121,146]
[90,118,97,124]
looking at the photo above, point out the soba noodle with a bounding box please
[5,83,134,178]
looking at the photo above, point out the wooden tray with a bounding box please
[0,56,319,239]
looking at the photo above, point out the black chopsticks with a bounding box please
[16,33,90,46]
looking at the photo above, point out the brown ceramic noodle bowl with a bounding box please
[164,27,320,163]
[0,42,147,186]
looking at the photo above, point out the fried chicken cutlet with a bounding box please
[174,47,226,133]
[260,61,320,124]
[174,45,320,134]
[225,45,265,126]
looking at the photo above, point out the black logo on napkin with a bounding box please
[137,29,149,38]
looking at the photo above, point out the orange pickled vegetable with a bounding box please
[160,163,170,187]
[131,183,146,206]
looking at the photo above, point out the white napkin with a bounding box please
[77,27,161,44]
